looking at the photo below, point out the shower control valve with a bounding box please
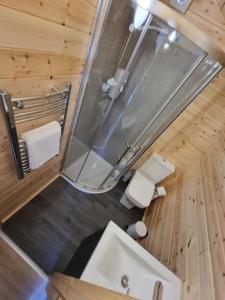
[101,78,117,94]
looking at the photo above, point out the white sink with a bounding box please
[81,221,181,300]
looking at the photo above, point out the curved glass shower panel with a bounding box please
[136,55,222,149]
[101,55,222,189]
[63,0,141,191]
[92,17,204,168]
[63,0,221,193]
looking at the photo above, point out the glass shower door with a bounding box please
[63,0,221,193]
[101,54,221,189]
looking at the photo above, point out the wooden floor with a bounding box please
[0,232,48,300]
[140,134,225,300]
[3,177,142,274]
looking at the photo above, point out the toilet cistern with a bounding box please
[120,152,175,209]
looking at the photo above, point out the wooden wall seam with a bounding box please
[139,1,225,299]
[0,5,90,56]
[0,0,97,221]
[0,0,97,33]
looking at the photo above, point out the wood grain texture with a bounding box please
[0,0,96,32]
[50,273,136,300]
[161,0,225,49]
[0,234,48,300]
[135,72,225,171]
[141,134,225,300]
[186,0,225,52]
[0,0,96,221]
[0,5,90,56]
[0,75,81,222]
[48,284,64,300]
[136,2,225,297]
[135,0,225,172]
[151,1,225,65]
[0,49,84,79]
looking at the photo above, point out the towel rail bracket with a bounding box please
[0,82,72,180]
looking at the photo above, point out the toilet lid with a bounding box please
[127,172,155,207]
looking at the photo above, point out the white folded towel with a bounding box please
[22,121,61,170]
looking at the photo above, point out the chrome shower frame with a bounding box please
[61,0,110,176]
[62,0,224,194]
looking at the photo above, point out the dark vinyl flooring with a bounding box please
[3,177,143,274]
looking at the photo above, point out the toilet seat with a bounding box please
[126,171,155,208]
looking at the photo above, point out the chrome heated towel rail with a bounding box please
[0,82,72,180]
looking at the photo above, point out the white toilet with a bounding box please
[120,152,175,209]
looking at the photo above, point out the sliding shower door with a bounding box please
[63,0,221,193]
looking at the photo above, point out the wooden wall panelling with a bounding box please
[134,80,225,169]
[0,0,96,33]
[182,166,200,300]
[161,0,225,42]
[138,3,225,299]
[186,0,225,52]
[150,196,167,260]
[0,6,90,56]
[140,195,162,251]
[0,75,80,221]
[139,1,225,298]
[87,0,99,7]
[135,0,225,171]
[50,273,136,300]
[0,76,80,160]
[137,72,225,171]
[158,175,180,267]
[0,0,97,221]
[195,163,215,300]
[141,155,225,299]
[166,175,182,273]
[0,50,84,79]
[200,152,225,300]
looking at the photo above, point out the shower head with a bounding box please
[132,0,153,10]
[129,0,155,32]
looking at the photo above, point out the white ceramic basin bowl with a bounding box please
[81,221,181,300]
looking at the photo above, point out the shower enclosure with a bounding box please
[63,0,222,193]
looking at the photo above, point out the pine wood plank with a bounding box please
[0,49,84,79]
[0,0,96,220]
[138,1,225,299]
[200,154,225,300]
[182,165,201,300]
[0,75,81,221]
[150,197,167,260]
[0,0,96,33]
[160,175,179,267]
[0,5,90,56]
[167,174,182,274]
[141,150,225,300]
[87,0,98,7]
[135,0,225,172]
[189,0,225,32]
[196,167,215,300]
[185,10,225,53]
[50,273,136,300]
